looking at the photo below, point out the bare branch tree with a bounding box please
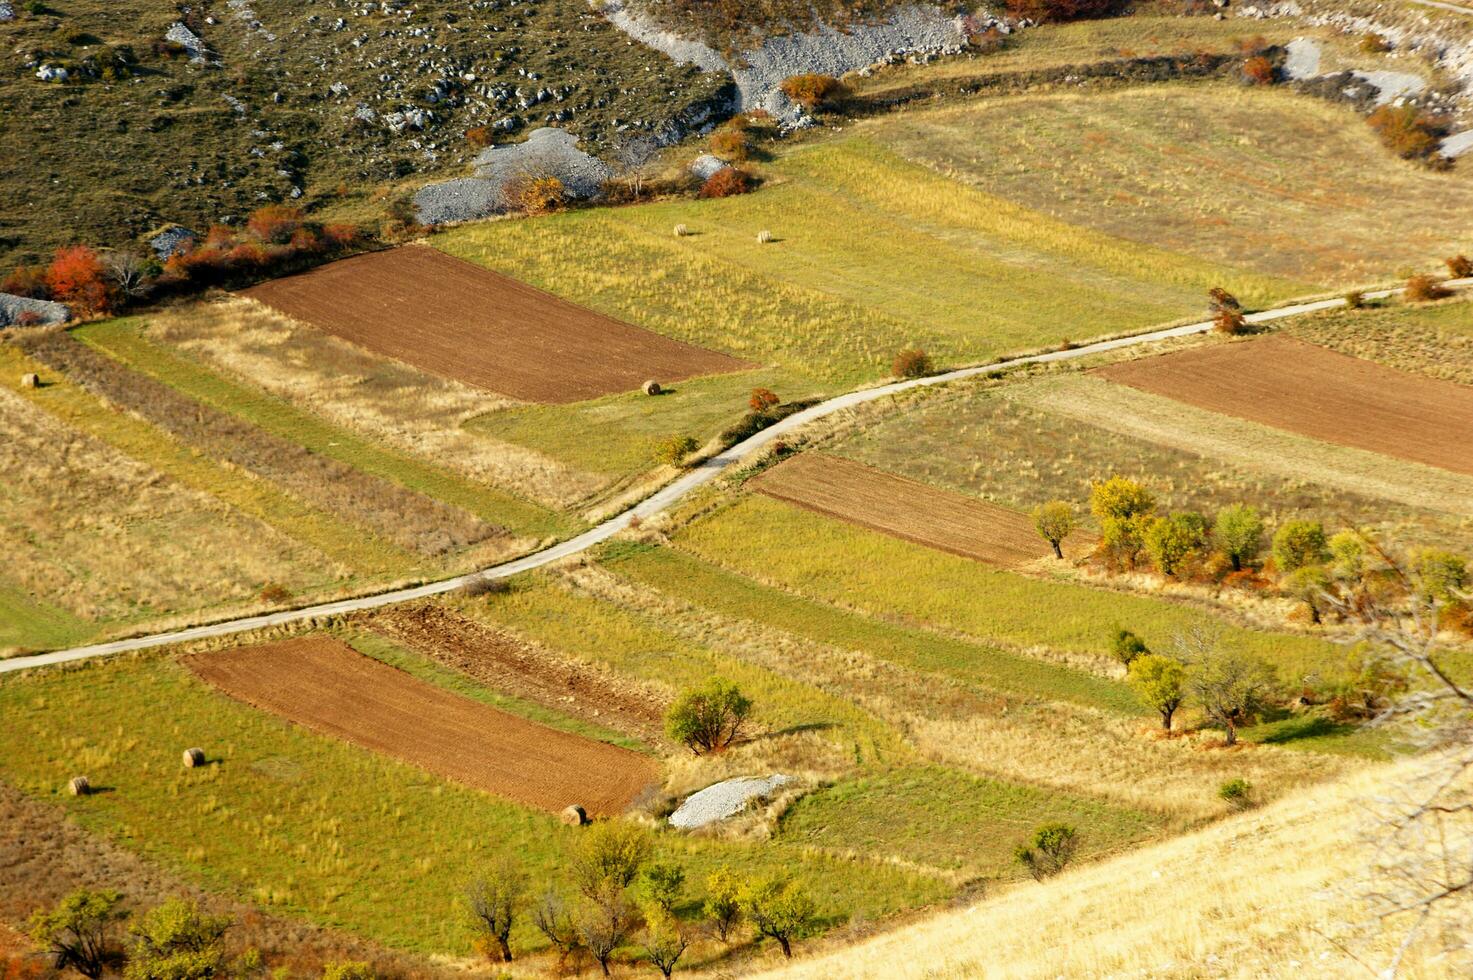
[101,249,149,298]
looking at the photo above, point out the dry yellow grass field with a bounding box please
[753,759,1459,979]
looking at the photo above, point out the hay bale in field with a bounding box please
[642,380,662,396]
[673,223,689,237]
[756,230,773,244]
[560,804,588,827]
[68,776,91,796]
[20,373,39,389]
[182,747,206,768]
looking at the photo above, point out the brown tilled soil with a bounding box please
[365,605,668,746]
[752,453,1093,565]
[186,638,658,816]
[241,246,754,403]
[1094,335,1473,478]
[15,330,498,557]
[0,782,436,978]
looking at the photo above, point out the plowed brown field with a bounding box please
[242,246,752,403]
[1094,336,1473,477]
[752,454,1090,565]
[186,637,657,816]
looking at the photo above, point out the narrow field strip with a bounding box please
[1095,335,1473,478]
[0,581,90,653]
[185,637,659,816]
[78,319,578,540]
[606,543,1138,715]
[0,344,409,580]
[244,246,754,403]
[16,330,497,558]
[752,452,1095,566]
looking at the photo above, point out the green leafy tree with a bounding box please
[1128,654,1187,731]
[1272,520,1329,573]
[572,822,653,900]
[1031,500,1076,559]
[664,679,752,754]
[1414,550,1468,603]
[739,877,815,959]
[1189,647,1276,746]
[124,899,231,980]
[1090,476,1156,568]
[1109,627,1149,669]
[1015,823,1079,881]
[640,861,685,917]
[1214,504,1264,571]
[27,888,126,980]
[1144,511,1208,577]
[1329,530,1369,581]
[465,858,522,963]
[704,866,742,942]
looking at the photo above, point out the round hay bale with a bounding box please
[560,804,588,827]
[20,373,40,389]
[642,380,662,396]
[68,776,90,796]
[182,747,206,768]
[756,230,774,244]
[673,223,689,237]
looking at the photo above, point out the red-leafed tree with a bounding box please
[45,246,113,314]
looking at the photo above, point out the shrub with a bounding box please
[1405,274,1453,302]
[1368,104,1442,161]
[1242,55,1276,85]
[321,963,375,980]
[465,125,494,148]
[1272,520,1329,573]
[1360,33,1392,54]
[654,434,700,467]
[1129,654,1186,731]
[506,174,566,215]
[1414,549,1467,602]
[1219,778,1253,810]
[639,861,685,916]
[1213,308,1249,334]
[1005,0,1126,22]
[739,877,815,959]
[2,264,51,299]
[1110,627,1149,669]
[1208,286,1247,333]
[1344,289,1366,309]
[1285,564,1334,624]
[246,204,303,244]
[780,73,846,111]
[27,888,126,980]
[1207,286,1241,313]
[123,898,231,980]
[1214,504,1264,572]
[1446,254,1473,278]
[892,348,933,378]
[665,678,751,754]
[45,246,113,314]
[709,129,749,162]
[642,910,690,979]
[1031,500,1076,559]
[1144,511,1209,577]
[1015,823,1078,881]
[698,167,753,199]
[749,387,780,413]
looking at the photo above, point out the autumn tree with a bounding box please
[892,348,933,378]
[704,866,742,942]
[1090,476,1156,569]
[642,911,690,978]
[1214,504,1264,571]
[1031,500,1076,559]
[123,899,231,980]
[465,859,522,963]
[739,877,815,959]
[1144,511,1209,577]
[46,245,113,314]
[27,889,126,980]
[1128,654,1186,731]
[1272,520,1330,573]
[639,861,685,917]
[749,387,780,413]
[665,679,752,754]
[779,73,846,110]
[1110,627,1149,669]
[1188,644,1276,746]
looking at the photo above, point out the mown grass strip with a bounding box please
[0,344,414,580]
[76,320,578,541]
[0,580,93,654]
[0,656,949,954]
[605,543,1139,715]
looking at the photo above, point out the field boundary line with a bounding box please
[4,279,1467,675]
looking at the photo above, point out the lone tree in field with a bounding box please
[466,859,522,963]
[1188,645,1276,746]
[1214,504,1264,572]
[1090,476,1156,569]
[1015,823,1079,881]
[1272,520,1330,573]
[1109,627,1149,669]
[1143,511,1209,578]
[1032,500,1076,559]
[124,898,231,980]
[665,679,752,754]
[1128,654,1187,731]
[892,348,933,379]
[704,866,742,942]
[28,888,126,979]
[739,876,815,959]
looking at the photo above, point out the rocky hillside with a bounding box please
[0,0,727,268]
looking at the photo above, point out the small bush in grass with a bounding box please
[1368,104,1442,162]
[1344,289,1366,309]
[1110,627,1149,669]
[1405,274,1453,303]
[749,387,779,413]
[1242,55,1276,85]
[654,435,700,467]
[1015,823,1078,881]
[321,963,375,980]
[465,125,494,149]
[1446,254,1473,278]
[709,129,749,162]
[1360,33,1392,54]
[665,678,751,754]
[506,174,566,215]
[259,583,291,604]
[247,204,303,244]
[698,167,752,199]
[780,73,846,111]
[892,348,933,378]
[1218,778,1254,811]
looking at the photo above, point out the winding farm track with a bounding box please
[2,281,1465,676]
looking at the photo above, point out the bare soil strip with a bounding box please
[16,330,498,557]
[1094,335,1473,478]
[186,637,657,816]
[366,605,668,745]
[242,246,754,403]
[752,453,1090,565]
